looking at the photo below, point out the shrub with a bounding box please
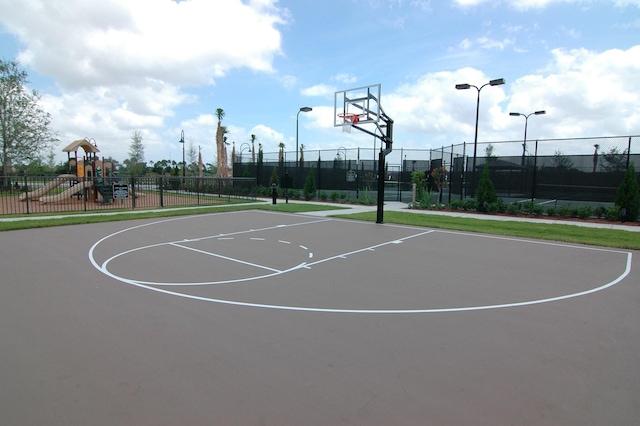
[507,202,521,215]
[448,199,463,210]
[269,167,279,186]
[594,205,607,219]
[531,204,544,216]
[558,204,573,217]
[576,205,593,220]
[462,198,478,211]
[521,200,534,214]
[319,190,327,201]
[615,164,640,221]
[288,189,300,199]
[606,205,622,221]
[303,167,316,200]
[486,201,501,214]
[359,189,375,205]
[476,164,497,212]
[545,206,557,217]
[411,171,427,202]
[330,191,339,201]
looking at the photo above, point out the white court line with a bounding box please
[305,230,434,267]
[89,212,634,314]
[170,242,281,273]
[93,253,633,313]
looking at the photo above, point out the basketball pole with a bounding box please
[375,118,393,224]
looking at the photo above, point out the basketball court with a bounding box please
[1,209,639,425]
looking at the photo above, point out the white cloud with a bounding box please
[332,73,358,84]
[0,0,288,163]
[300,84,336,97]
[2,0,288,89]
[454,0,640,10]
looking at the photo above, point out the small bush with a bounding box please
[476,164,497,212]
[359,189,375,205]
[448,199,463,210]
[303,167,316,200]
[615,164,640,221]
[545,206,557,217]
[319,190,327,201]
[558,204,573,217]
[507,202,521,215]
[330,191,339,201]
[462,198,478,211]
[288,189,300,199]
[576,205,593,220]
[594,205,607,218]
[521,200,534,214]
[531,204,544,216]
[486,201,501,214]
[606,205,622,221]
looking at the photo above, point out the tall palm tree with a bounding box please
[278,142,285,163]
[250,134,256,163]
[215,108,228,177]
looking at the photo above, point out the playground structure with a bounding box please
[20,138,118,204]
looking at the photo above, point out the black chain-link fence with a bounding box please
[239,135,638,206]
[0,175,256,215]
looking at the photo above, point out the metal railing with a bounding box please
[0,175,256,216]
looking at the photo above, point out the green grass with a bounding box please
[334,210,640,250]
[1,201,637,251]
[0,201,344,232]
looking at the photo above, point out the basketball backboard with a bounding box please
[334,84,381,127]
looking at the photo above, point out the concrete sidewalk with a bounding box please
[1,199,638,232]
[299,200,640,232]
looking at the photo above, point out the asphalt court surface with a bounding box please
[2,209,639,425]
[91,210,631,313]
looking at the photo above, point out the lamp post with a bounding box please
[296,107,312,168]
[337,146,347,168]
[455,78,505,197]
[239,142,251,163]
[179,130,185,177]
[509,110,546,166]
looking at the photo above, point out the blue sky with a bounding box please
[1,0,639,167]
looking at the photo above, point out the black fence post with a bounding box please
[24,175,29,214]
[159,176,164,207]
[131,176,136,209]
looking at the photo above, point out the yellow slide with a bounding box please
[39,180,93,204]
[19,174,77,201]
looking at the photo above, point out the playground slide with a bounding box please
[39,180,93,204]
[19,174,77,201]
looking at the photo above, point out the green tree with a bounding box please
[601,147,627,173]
[127,130,146,175]
[0,59,58,184]
[269,166,279,186]
[476,163,497,212]
[615,163,640,222]
[411,170,427,202]
[304,166,316,200]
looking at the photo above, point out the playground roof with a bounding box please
[62,139,101,154]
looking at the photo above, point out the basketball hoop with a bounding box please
[338,113,359,133]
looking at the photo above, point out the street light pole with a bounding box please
[509,110,546,166]
[179,130,185,177]
[239,142,251,164]
[296,107,312,169]
[455,78,505,197]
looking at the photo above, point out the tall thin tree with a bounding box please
[0,59,58,184]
